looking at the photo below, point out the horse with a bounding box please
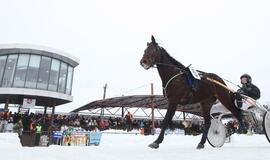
[140,36,245,149]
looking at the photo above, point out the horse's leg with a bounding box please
[226,105,246,132]
[148,101,177,149]
[217,94,247,133]
[208,75,246,132]
[196,102,212,149]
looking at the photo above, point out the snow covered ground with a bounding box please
[1,132,270,160]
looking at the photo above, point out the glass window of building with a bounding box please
[25,55,41,88]
[0,56,7,86]
[48,59,60,91]
[65,66,74,95]
[2,54,18,87]
[58,62,68,93]
[13,54,30,87]
[37,56,51,90]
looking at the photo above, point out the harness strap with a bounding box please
[206,77,235,93]
[163,72,184,97]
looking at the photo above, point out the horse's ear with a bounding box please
[151,35,156,44]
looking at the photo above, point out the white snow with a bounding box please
[1,132,270,160]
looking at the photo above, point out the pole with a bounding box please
[51,105,56,126]
[151,83,155,135]
[121,107,124,118]
[103,83,107,99]
[41,106,47,125]
[44,106,47,115]
[101,83,107,118]
[49,103,56,145]
[4,99,9,111]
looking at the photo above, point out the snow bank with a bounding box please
[0,133,21,148]
[0,132,270,160]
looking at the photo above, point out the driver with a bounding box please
[234,73,260,108]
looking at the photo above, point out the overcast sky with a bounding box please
[0,0,270,112]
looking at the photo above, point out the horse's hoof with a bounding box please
[196,143,204,149]
[148,142,159,149]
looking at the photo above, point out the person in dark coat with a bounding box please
[238,74,260,99]
[234,73,260,108]
[125,112,133,132]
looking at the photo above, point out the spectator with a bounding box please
[5,119,14,132]
[13,118,23,138]
[0,119,5,132]
[125,112,133,132]
[98,119,105,130]
[35,123,42,146]
[139,120,145,135]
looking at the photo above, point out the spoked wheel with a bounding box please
[207,118,227,148]
[263,111,270,143]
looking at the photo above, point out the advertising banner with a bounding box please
[62,132,89,146]
[22,98,36,109]
[53,131,63,139]
[59,127,102,146]
[89,132,102,145]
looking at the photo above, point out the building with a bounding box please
[0,44,79,111]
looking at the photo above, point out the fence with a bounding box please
[20,130,103,147]
[52,131,102,146]
[21,131,50,147]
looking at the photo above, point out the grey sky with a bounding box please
[0,0,269,112]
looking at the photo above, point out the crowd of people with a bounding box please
[0,108,265,146]
[0,110,203,136]
[1,110,262,135]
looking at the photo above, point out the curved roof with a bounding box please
[0,88,72,106]
[0,43,79,67]
[72,95,203,116]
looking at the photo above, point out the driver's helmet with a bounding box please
[240,73,252,83]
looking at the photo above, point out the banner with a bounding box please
[89,132,102,145]
[53,131,63,139]
[59,128,102,146]
[22,98,36,109]
[62,132,89,146]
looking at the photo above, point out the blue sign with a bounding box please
[53,131,63,138]
[89,132,102,145]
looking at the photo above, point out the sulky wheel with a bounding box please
[207,118,227,148]
[263,111,270,143]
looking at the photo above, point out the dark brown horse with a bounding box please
[140,36,244,149]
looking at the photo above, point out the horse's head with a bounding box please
[140,36,162,70]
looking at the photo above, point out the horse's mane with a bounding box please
[160,47,186,69]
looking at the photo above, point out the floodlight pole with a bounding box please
[151,83,155,135]
[101,83,107,118]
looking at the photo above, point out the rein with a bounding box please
[206,77,235,93]
[154,62,188,73]
[152,62,187,97]
[163,72,185,97]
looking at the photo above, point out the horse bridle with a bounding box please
[148,46,191,97]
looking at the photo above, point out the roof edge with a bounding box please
[0,43,80,67]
